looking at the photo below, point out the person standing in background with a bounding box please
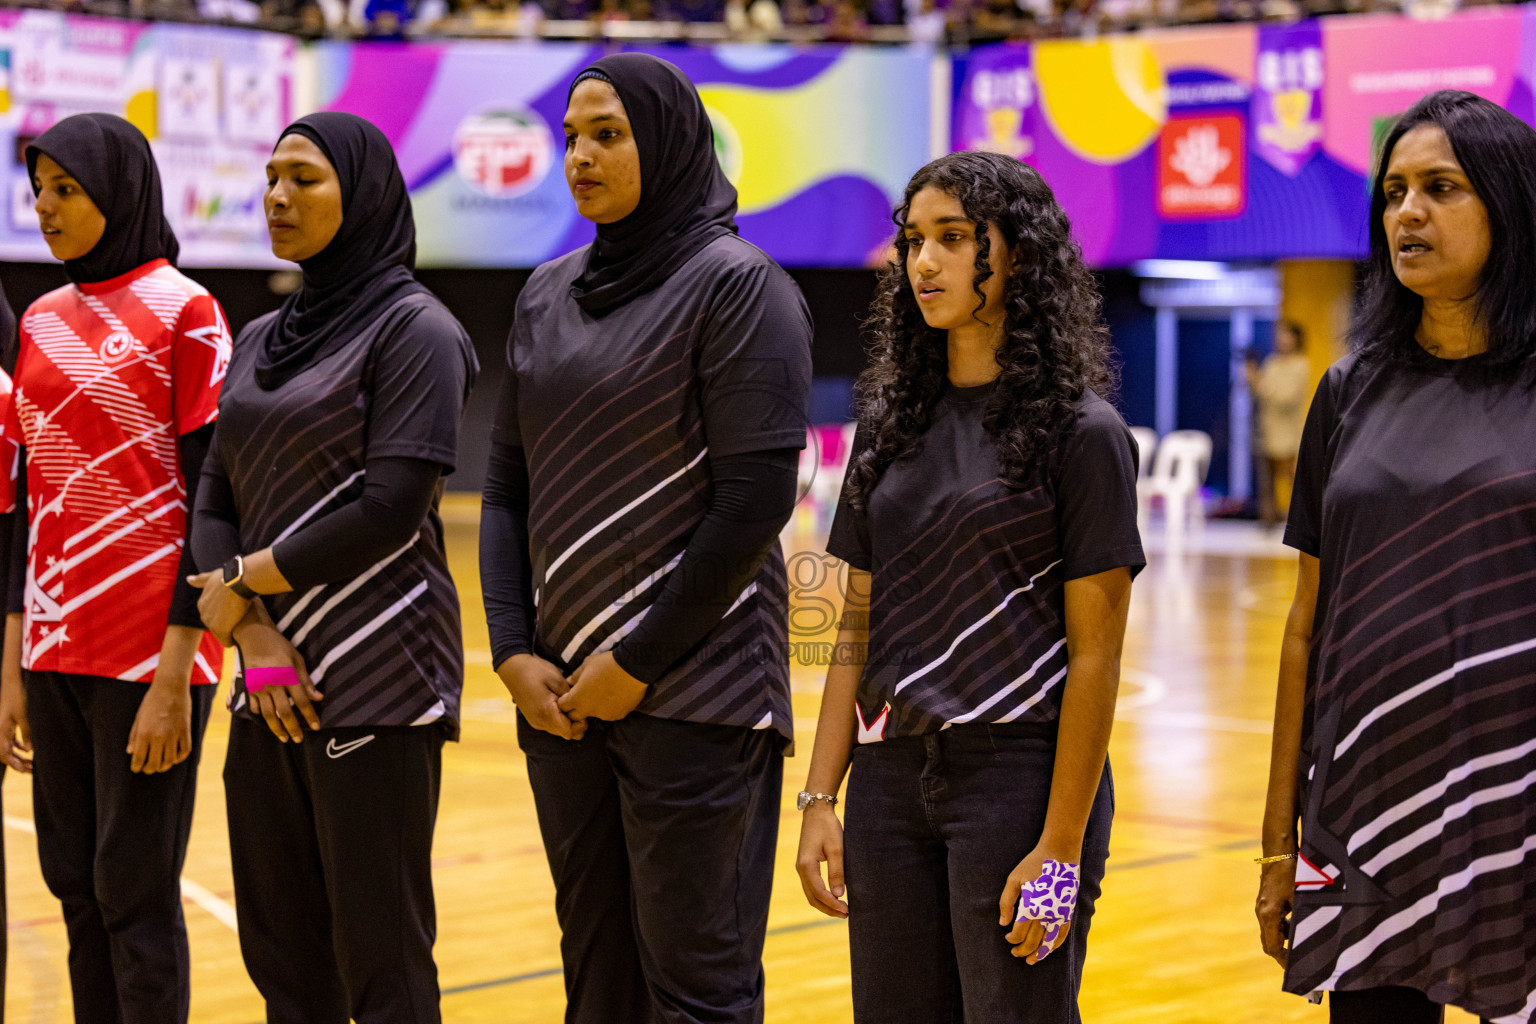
[1247,320,1310,526]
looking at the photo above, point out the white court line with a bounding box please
[1114,667,1273,734]
[178,877,240,932]
[3,815,240,933]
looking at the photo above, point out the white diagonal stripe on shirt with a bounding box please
[1348,735,1536,855]
[1290,905,1342,954]
[1359,768,1536,878]
[288,536,419,648]
[310,579,429,684]
[272,469,365,544]
[562,551,684,662]
[1335,636,1536,757]
[944,638,1068,727]
[893,560,1061,697]
[1322,833,1536,990]
[545,447,709,587]
[276,587,324,633]
[60,543,178,615]
[63,479,180,552]
[40,501,179,586]
[123,653,160,681]
[997,665,1069,723]
[593,580,759,657]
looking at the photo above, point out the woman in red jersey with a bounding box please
[0,113,229,1024]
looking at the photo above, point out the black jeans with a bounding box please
[1331,987,1495,1024]
[24,671,215,1024]
[225,717,445,1024]
[518,711,783,1024]
[843,723,1113,1024]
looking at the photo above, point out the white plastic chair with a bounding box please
[1128,426,1158,529]
[1137,429,1212,541]
[810,422,858,528]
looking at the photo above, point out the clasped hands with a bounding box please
[496,650,647,740]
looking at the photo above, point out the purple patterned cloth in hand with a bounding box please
[1014,859,1081,961]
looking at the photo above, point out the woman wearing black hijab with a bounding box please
[0,113,230,1024]
[189,111,476,1023]
[480,54,812,1024]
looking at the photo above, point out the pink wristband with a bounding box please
[244,666,299,693]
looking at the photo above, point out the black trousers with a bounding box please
[225,716,445,1024]
[518,711,784,1024]
[1331,987,1495,1024]
[24,671,215,1024]
[843,723,1113,1024]
[1,763,8,1024]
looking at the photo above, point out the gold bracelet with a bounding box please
[1254,853,1298,865]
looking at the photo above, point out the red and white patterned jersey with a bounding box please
[5,259,229,684]
[0,370,17,515]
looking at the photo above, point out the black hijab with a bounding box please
[25,114,179,285]
[254,111,429,390]
[567,54,738,315]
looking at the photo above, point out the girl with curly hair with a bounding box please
[794,150,1143,1022]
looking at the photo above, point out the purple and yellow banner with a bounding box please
[315,42,935,268]
[953,7,1533,266]
[0,9,295,267]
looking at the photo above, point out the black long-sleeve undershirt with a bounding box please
[191,449,442,592]
[481,441,799,684]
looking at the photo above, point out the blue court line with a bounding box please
[241,835,1262,1014]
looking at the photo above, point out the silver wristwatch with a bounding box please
[796,791,838,811]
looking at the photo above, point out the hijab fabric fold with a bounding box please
[254,111,429,390]
[568,54,739,315]
[25,114,179,285]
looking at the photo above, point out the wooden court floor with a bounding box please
[1,498,1479,1023]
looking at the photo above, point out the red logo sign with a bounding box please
[453,109,553,199]
[1158,115,1246,219]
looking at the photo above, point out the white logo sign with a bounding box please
[1168,125,1232,187]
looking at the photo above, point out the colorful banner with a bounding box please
[315,42,934,268]
[0,10,295,267]
[953,7,1533,266]
[1253,21,1324,176]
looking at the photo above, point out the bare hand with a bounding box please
[795,803,849,918]
[127,677,192,774]
[1000,845,1077,964]
[0,671,31,774]
[1256,857,1296,968]
[497,653,584,740]
[237,618,322,742]
[187,569,249,647]
[558,651,647,724]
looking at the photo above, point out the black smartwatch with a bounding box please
[221,555,258,600]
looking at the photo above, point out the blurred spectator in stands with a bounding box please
[906,0,948,46]
[725,0,785,36]
[198,0,262,22]
[674,0,724,22]
[824,0,868,39]
[595,0,630,26]
[970,0,1023,40]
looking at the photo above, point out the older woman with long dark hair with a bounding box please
[1256,90,1536,1024]
[795,150,1143,1023]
